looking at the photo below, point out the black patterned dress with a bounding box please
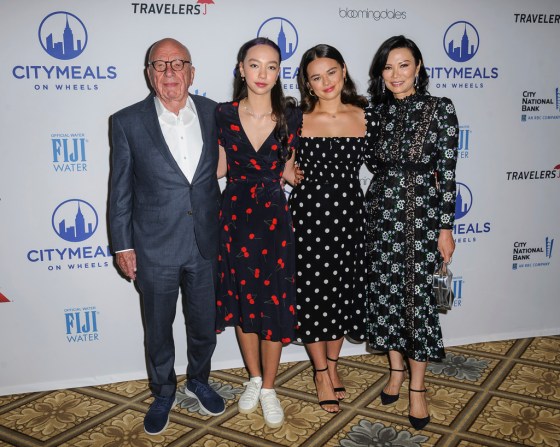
[215,102,300,343]
[289,109,377,343]
[365,94,458,362]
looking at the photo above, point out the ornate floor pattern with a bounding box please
[1,336,559,446]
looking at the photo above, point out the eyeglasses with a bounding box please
[149,59,191,72]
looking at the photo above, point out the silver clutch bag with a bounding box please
[433,261,454,311]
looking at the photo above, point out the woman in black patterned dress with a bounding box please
[290,44,374,413]
[365,35,458,430]
[215,38,302,428]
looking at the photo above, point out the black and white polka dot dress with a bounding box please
[289,110,376,343]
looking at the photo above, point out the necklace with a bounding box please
[242,99,272,119]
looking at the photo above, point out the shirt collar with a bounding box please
[154,96,198,125]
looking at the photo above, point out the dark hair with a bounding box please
[233,37,296,161]
[368,35,429,105]
[297,44,368,113]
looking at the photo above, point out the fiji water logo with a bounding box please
[52,133,87,172]
[257,17,298,61]
[0,292,11,303]
[52,199,98,242]
[444,21,479,62]
[39,12,87,60]
[65,307,99,342]
[452,276,464,307]
[455,182,473,219]
[458,125,471,159]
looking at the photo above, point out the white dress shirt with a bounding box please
[154,96,203,183]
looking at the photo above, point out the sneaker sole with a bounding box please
[238,400,259,414]
[264,416,284,429]
[183,389,225,416]
[144,400,176,435]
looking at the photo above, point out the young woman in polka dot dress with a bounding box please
[365,35,458,430]
[289,44,377,413]
[215,38,302,428]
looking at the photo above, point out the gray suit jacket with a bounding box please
[109,94,220,264]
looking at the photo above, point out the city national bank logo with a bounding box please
[26,198,112,271]
[512,237,554,270]
[520,88,560,122]
[453,182,491,244]
[65,306,99,343]
[506,164,560,181]
[52,199,98,242]
[257,17,299,91]
[52,133,88,173]
[131,0,214,15]
[12,11,116,92]
[0,292,11,303]
[426,20,498,90]
[39,12,87,60]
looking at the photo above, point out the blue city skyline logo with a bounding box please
[39,11,88,60]
[52,199,98,242]
[443,21,479,63]
[545,237,554,258]
[257,17,298,61]
[455,182,473,220]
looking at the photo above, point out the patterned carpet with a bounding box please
[0,336,559,447]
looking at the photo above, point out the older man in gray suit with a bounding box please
[109,38,224,435]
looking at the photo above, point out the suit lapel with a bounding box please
[140,95,190,184]
[190,95,209,184]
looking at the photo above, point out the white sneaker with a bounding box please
[238,377,262,414]
[259,388,284,428]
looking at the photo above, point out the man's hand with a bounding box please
[116,250,137,280]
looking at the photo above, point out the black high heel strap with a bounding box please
[326,356,339,362]
[409,388,427,393]
[314,366,328,373]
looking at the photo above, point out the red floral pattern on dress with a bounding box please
[215,101,301,342]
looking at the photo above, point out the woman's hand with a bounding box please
[437,229,455,263]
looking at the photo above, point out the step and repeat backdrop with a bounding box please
[1,0,559,395]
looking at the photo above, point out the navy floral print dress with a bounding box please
[365,94,458,362]
[215,101,300,343]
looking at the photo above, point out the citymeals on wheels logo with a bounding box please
[512,237,554,271]
[12,11,117,92]
[453,182,491,244]
[426,20,498,90]
[39,12,87,60]
[52,199,98,242]
[26,199,112,271]
[257,17,299,91]
[65,306,100,343]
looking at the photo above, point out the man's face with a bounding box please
[147,39,195,107]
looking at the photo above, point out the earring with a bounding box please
[309,89,316,97]
[414,75,418,88]
[241,76,245,82]
[381,82,386,94]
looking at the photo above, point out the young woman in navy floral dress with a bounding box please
[215,38,301,428]
[366,35,458,430]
